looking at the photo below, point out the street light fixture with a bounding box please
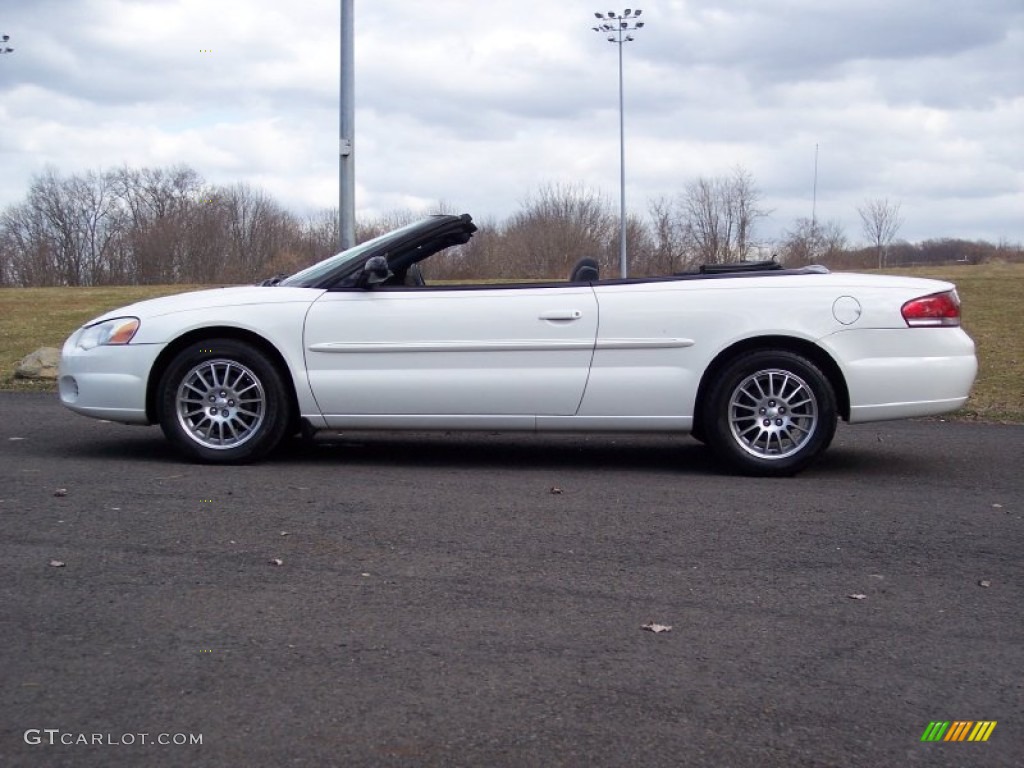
[592,9,644,278]
[1,34,13,55]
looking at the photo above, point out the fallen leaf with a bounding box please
[992,503,1003,509]
[9,437,25,441]
[978,580,992,588]
[869,574,884,580]
[280,531,290,537]
[549,487,563,495]
[269,558,283,566]
[48,560,65,568]
[848,594,867,600]
[53,488,67,497]
[641,622,672,633]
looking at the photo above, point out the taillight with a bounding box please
[901,290,961,327]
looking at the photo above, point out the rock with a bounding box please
[15,347,61,380]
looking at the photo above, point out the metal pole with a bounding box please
[592,11,643,279]
[339,0,356,251]
[617,34,627,279]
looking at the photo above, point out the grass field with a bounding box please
[1,265,1021,420]
[876,263,1023,422]
[0,285,207,392]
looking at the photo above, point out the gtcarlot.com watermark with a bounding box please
[24,729,202,747]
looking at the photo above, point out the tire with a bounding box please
[157,339,291,463]
[701,350,837,477]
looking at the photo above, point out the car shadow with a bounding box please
[273,431,718,475]
[274,430,930,478]
[54,427,932,478]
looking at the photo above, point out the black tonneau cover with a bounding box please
[697,259,784,275]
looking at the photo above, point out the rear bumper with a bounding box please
[819,328,977,423]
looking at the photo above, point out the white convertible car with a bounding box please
[59,213,977,476]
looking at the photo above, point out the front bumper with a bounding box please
[59,333,166,424]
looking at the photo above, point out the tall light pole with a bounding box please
[593,9,644,279]
[339,1,356,251]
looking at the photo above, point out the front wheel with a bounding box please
[157,339,291,463]
[701,350,837,477]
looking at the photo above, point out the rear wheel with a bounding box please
[157,339,291,463]
[702,350,837,476]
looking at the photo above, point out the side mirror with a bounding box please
[360,255,392,287]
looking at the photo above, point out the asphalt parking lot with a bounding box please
[1,392,1021,767]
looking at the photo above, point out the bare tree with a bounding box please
[1,199,52,286]
[427,215,500,281]
[212,183,299,282]
[502,183,617,278]
[113,165,205,283]
[646,196,690,274]
[677,167,769,265]
[622,212,656,276]
[0,168,125,286]
[857,198,903,269]
[296,208,341,264]
[728,167,764,260]
[178,195,230,284]
[780,218,847,267]
[679,176,721,264]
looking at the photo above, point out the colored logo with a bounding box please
[921,721,997,742]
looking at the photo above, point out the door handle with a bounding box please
[539,310,583,321]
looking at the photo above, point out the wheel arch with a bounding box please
[692,336,850,436]
[145,327,301,428]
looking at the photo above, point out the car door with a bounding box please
[303,285,598,426]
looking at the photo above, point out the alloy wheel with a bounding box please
[727,368,819,460]
[175,359,266,449]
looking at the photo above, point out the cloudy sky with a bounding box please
[1,0,1021,246]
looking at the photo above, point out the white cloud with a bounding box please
[0,0,1021,245]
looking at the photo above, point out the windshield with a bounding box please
[279,219,432,288]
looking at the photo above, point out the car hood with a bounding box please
[85,286,327,325]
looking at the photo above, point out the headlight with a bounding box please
[77,317,140,350]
